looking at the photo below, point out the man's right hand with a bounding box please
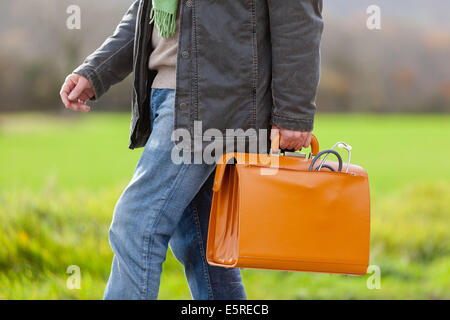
[60,74,95,112]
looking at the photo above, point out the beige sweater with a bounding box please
[148,2,181,89]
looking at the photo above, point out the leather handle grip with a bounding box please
[271,132,319,156]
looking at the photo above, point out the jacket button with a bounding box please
[181,50,190,59]
[185,0,193,7]
[179,103,188,110]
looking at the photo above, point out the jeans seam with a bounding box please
[150,89,155,123]
[191,203,214,300]
[141,163,189,299]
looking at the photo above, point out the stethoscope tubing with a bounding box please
[309,149,344,172]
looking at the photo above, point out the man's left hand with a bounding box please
[270,125,312,150]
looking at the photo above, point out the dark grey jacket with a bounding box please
[74,0,323,150]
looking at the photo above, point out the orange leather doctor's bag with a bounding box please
[206,134,371,275]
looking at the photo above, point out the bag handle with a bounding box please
[271,132,320,157]
[213,133,320,192]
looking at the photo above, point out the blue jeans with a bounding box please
[103,88,246,300]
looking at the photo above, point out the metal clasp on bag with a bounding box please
[270,149,307,158]
[283,150,307,158]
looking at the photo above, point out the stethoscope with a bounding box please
[308,141,352,173]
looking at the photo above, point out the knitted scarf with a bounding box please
[150,0,179,38]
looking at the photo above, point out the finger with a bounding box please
[289,132,300,150]
[291,140,302,151]
[75,100,90,112]
[68,78,87,101]
[80,102,91,112]
[279,132,289,149]
[69,102,90,112]
[63,75,78,94]
[60,82,77,108]
[281,136,295,150]
[289,139,298,150]
[66,103,80,111]
[61,79,76,95]
[303,134,312,149]
[285,132,297,150]
[295,135,306,150]
[79,105,91,112]
[279,136,288,149]
[78,92,91,101]
[60,90,71,108]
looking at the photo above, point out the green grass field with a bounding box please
[0,112,449,299]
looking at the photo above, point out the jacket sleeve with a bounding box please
[73,0,140,100]
[267,0,324,131]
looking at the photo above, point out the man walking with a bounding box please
[60,0,323,300]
